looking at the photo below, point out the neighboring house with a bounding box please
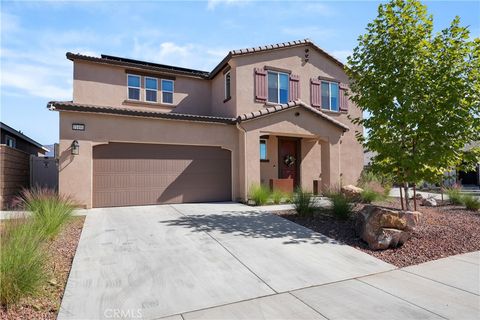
[0,122,49,208]
[48,39,364,208]
[1,122,48,156]
[458,141,480,187]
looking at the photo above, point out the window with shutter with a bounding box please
[319,80,340,112]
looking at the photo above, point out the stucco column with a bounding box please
[58,139,93,208]
[245,130,261,196]
[320,139,341,190]
[300,138,321,192]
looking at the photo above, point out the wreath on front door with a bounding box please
[283,154,296,167]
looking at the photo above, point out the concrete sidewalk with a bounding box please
[181,251,480,320]
[389,187,448,201]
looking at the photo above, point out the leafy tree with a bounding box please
[347,0,480,209]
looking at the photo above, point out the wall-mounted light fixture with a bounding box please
[71,140,79,155]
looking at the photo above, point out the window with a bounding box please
[5,135,16,148]
[321,81,339,111]
[267,71,289,104]
[161,79,174,104]
[260,139,267,160]
[127,75,141,100]
[224,71,231,100]
[145,77,158,102]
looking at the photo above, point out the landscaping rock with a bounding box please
[355,205,421,250]
[421,197,437,207]
[341,185,363,201]
[411,193,424,200]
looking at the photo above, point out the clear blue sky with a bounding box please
[1,0,479,145]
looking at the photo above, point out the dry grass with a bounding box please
[0,216,85,319]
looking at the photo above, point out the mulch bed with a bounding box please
[0,216,85,320]
[274,200,480,268]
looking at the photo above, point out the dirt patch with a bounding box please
[0,216,85,320]
[274,200,480,267]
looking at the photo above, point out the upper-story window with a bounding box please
[161,79,174,104]
[127,74,141,100]
[267,71,289,104]
[224,71,231,100]
[145,77,158,102]
[321,81,339,112]
[5,135,16,148]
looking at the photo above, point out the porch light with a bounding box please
[71,140,79,155]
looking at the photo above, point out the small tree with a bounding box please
[347,0,480,210]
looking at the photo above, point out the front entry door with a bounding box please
[278,138,300,187]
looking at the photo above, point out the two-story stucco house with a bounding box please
[48,39,363,208]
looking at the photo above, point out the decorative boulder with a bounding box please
[355,205,422,250]
[410,193,424,200]
[421,197,437,207]
[341,185,363,201]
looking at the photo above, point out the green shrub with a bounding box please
[462,195,480,211]
[271,189,285,204]
[293,188,316,217]
[19,188,75,239]
[360,188,384,204]
[445,187,463,205]
[0,220,48,306]
[248,184,270,206]
[330,193,353,220]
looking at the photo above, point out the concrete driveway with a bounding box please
[59,203,479,320]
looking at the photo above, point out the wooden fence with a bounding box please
[0,145,30,209]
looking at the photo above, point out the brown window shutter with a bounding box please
[339,84,349,111]
[310,79,321,107]
[254,68,267,102]
[289,74,300,101]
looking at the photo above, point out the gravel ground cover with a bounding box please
[0,216,85,320]
[275,200,480,267]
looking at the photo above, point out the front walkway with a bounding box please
[58,203,479,320]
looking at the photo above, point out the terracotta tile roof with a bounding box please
[48,100,349,130]
[47,101,237,124]
[210,39,345,78]
[237,100,350,131]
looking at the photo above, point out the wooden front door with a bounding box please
[278,138,300,187]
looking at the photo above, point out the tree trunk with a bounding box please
[399,185,405,210]
[404,182,411,210]
[413,184,417,211]
[441,181,444,202]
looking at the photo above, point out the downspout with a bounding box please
[236,121,248,202]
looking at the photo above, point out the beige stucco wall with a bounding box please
[58,107,352,207]
[210,62,237,118]
[230,45,364,187]
[62,45,364,206]
[240,107,344,194]
[73,61,212,115]
[59,112,239,208]
[232,45,349,115]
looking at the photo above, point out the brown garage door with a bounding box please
[93,143,231,207]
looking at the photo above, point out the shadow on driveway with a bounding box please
[161,210,341,245]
